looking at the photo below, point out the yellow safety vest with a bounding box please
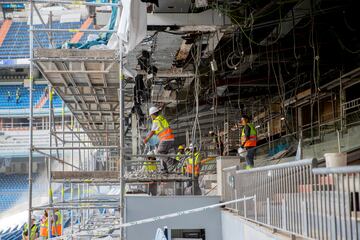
[241,123,257,147]
[186,152,201,176]
[153,115,174,141]
[144,160,157,172]
[51,211,62,236]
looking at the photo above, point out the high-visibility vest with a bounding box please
[241,123,257,147]
[186,152,201,176]
[153,115,174,141]
[39,217,48,237]
[23,223,38,240]
[51,211,62,236]
[175,152,184,161]
[144,159,157,172]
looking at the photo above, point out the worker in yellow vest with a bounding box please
[144,150,158,195]
[240,115,257,170]
[22,216,38,240]
[185,143,201,177]
[144,150,158,172]
[51,209,62,237]
[143,106,176,173]
[185,143,202,195]
[176,145,185,162]
[39,210,48,239]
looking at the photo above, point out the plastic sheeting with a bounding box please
[107,0,147,54]
[61,0,147,54]
[60,0,119,49]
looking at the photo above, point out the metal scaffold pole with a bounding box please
[28,0,34,235]
[119,38,125,239]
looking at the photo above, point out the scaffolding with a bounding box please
[25,1,193,239]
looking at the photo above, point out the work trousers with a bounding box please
[156,140,176,172]
[245,146,256,167]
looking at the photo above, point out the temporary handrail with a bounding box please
[236,158,317,174]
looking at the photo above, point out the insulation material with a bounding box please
[108,0,147,54]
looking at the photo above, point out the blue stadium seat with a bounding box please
[0,84,63,109]
[0,20,94,59]
[0,173,40,213]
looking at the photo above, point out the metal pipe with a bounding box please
[27,0,34,236]
[30,29,116,33]
[33,149,80,169]
[34,146,118,150]
[118,38,125,239]
[32,0,119,6]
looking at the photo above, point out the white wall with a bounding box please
[222,211,289,240]
[125,195,222,240]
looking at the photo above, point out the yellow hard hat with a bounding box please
[178,145,184,150]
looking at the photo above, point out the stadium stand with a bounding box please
[0,84,62,109]
[0,174,32,212]
[0,20,93,59]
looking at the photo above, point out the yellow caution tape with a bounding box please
[49,188,53,198]
[69,29,79,33]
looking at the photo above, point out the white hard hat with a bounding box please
[149,106,160,115]
[147,150,155,157]
[189,143,196,150]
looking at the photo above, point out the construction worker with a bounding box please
[176,145,185,161]
[143,106,175,173]
[22,215,38,240]
[16,88,20,104]
[7,91,11,102]
[240,115,257,169]
[185,143,202,195]
[144,150,158,172]
[176,145,186,174]
[144,150,158,195]
[39,210,48,239]
[51,209,62,237]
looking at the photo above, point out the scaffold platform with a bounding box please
[51,171,192,183]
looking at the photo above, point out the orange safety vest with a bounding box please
[241,123,257,147]
[40,217,48,237]
[51,211,62,236]
[185,152,201,176]
[153,115,174,141]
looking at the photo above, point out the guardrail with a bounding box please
[223,159,319,238]
[222,159,360,239]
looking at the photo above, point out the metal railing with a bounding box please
[312,166,360,240]
[222,159,360,239]
[222,159,318,238]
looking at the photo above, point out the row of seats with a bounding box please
[0,173,40,213]
[0,20,93,59]
[0,84,62,109]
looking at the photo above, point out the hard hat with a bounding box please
[178,145,184,150]
[189,143,197,150]
[147,150,155,158]
[149,106,160,115]
[31,215,36,220]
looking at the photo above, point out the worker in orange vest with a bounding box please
[143,106,176,173]
[39,210,48,239]
[240,115,257,169]
[51,209,62,237]
[185,143,202,195]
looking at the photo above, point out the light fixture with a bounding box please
[281,117,285,121]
